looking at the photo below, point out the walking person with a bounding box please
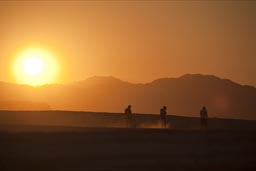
[124,105,134,128]
[160,106,167,128]
[200,106,208,130]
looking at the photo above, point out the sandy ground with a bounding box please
[0,111,256,170]
[0,126,256,171]
[1,110,256,130]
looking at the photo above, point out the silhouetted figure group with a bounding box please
[124,105,208,129]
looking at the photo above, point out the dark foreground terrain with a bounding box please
[1,127,256,171]
[0,111,256,170]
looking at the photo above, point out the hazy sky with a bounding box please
[0,1,255,86]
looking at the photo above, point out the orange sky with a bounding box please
[0,1,255,86]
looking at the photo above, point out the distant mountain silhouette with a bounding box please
[0,101,51,110]
[0,74,255,120]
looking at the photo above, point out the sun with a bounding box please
[13,48,59,86]
[23,57,44,76]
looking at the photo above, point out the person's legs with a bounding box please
[205,119,208,129]
[132,118,136,128]
[202,119,207,130]
[129,118,132,128]
[162,120,165,128]
[126,117,129,128]
[200,118,203,130]
[164,118,167,128]
[126,116,132,128]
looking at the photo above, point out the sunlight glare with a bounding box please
[13,48,59,86]
[23,57,44,76]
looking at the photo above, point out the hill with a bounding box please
[0,74,255,120]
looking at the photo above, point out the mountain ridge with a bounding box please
[1,74,255,88]
[0,74,255,120]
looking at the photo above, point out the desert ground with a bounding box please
[0,111,256,170]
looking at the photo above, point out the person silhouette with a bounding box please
[160,106,167,128]
[124,105,134,128]
[200,106,208,130]
[125,105,132,115]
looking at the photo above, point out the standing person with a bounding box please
[124,105,133,128]
[200,106,208,130]
[160,106,167,128]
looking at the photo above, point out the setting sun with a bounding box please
[23,57,44,76]
[13,48,59,86]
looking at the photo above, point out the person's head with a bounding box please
[128,105,131,109]
[202,106,206,110]
[163,106,167,110]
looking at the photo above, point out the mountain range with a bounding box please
[0,74,255,120]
